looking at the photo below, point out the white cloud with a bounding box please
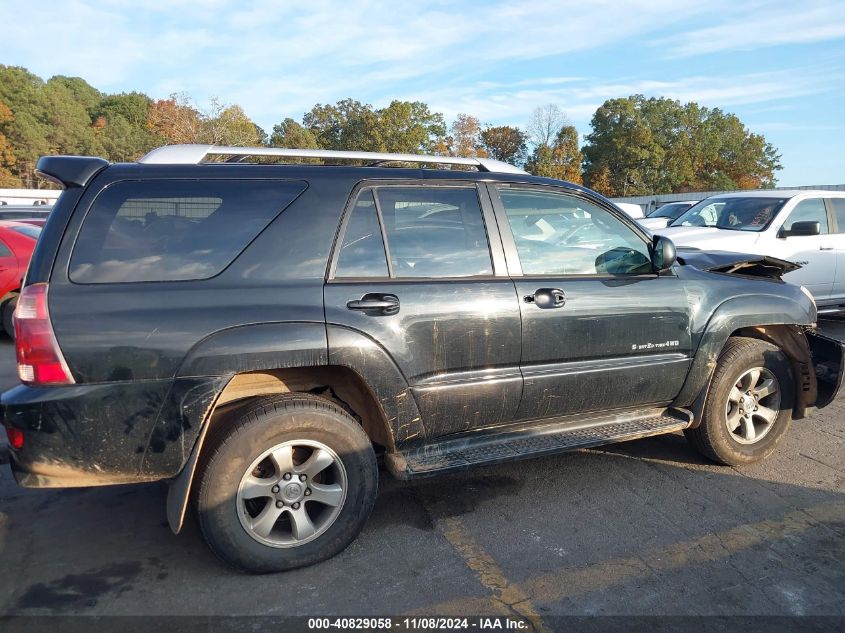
[746,122,842,132]
[4,1,716,113]
[655,1,845,56]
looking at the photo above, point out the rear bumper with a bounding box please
[1,381,170,488]
[0,376,224,489]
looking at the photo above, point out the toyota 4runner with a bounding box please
[2,145,843,573]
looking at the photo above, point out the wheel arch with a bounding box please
[673,293,816,426]
[166,365,394,535]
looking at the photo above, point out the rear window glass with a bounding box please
[11,225,42,240]
[70,179,306,283]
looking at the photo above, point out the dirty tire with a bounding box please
[196,394,378,573]
[685,336,794,466]
[1,293,17,340]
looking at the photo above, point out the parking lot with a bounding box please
[0,324,843,623]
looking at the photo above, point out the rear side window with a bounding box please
[70,179,306,283]
[377,186,492,278]
[829,198,845,233]
[335,190,389,278]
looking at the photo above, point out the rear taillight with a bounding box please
[6,427,23,450]
[15,283,74,385]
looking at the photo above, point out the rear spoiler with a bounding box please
[35,155,109,189]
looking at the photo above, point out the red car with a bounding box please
[0,220,42,338]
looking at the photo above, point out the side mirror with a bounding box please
[651,235,676,272]
[780,221,820,238]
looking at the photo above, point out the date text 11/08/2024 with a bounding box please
[307,617,530,630]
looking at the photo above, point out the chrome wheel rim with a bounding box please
[236,439,347,548]
[724,367,781,445]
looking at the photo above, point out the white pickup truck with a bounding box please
[659,190,845,313]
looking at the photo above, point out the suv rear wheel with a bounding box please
[196,394,378,573]
[685,336,794,465]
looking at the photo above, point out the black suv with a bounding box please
[2,145,842,573]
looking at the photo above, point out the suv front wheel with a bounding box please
[196,394,378,573]
[685,336,794,465]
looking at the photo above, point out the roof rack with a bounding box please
[138,144,527,175]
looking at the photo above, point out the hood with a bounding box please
[657,226,765,253]
[639,217,671,230]
[677,247,800,280]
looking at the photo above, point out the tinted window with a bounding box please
[335,190,389,278]
[498,187,652,275]
[375,187,492,278]
[0,239,11,257]
[782,198,828,234]
[670,197,788,232]
[71,180,306,283]
[830,198,845,233]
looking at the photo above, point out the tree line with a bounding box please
[0,65,781,195]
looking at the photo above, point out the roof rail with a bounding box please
[138,144,527,175]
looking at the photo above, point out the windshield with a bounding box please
[651,202,693,219]
[669,197,788,232]
[10,225,42,240]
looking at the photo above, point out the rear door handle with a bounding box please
[820,246,835,251]
[524,288,566,309]
[346,293,400,315]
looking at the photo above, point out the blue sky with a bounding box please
[4,0,845,186]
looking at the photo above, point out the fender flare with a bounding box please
[166,322,424,534]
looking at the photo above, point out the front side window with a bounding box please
[670,197,788,232]
[70,179,306,283]
[782,198,829,234]
[497,187,652,275]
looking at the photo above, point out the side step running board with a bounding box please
[387,407,692,478]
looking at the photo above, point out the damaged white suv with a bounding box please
[659,190,845,313]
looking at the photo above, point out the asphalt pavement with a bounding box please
[0,324,843,624]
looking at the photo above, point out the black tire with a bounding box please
[685,336,794,466]
[196,394,378,573]
[2,293,17,340]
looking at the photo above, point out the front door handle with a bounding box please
[820,246,835,251]
[346,293,400,315]
[524,288,566,309]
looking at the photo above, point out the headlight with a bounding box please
[799,285,817,309]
